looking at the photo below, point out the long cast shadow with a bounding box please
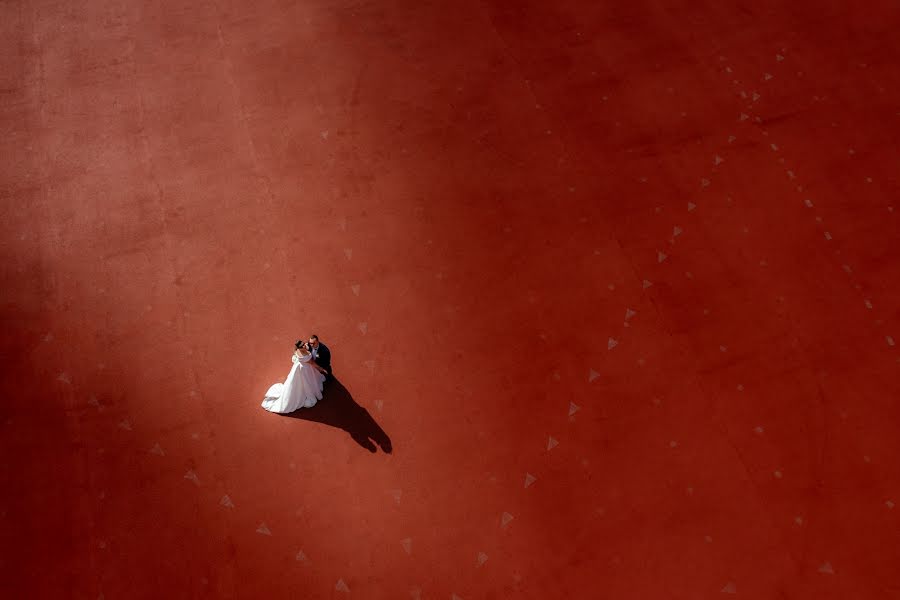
[283,377,392,453]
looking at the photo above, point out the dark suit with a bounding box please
[312,342,332,380]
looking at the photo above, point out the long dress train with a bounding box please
[261,352,326,413]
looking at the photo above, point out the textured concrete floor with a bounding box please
[1,0,899,598]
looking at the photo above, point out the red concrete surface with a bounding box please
[2,0,899,598]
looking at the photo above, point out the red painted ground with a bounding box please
[2,1,899,598]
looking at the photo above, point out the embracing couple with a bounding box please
[261,335,332,414]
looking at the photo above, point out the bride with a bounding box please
[261,340,328,413]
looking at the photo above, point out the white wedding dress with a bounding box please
[261,352,326,413]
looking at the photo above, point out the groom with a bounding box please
[308,334,332,382]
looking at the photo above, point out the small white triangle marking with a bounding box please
[256,523,271,536]
[524,473,537,488]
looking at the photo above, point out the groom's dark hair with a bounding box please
[310,334,319,341]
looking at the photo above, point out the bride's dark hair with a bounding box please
[295,340,305,350]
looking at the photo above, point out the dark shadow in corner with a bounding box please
[283,377,392,453]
